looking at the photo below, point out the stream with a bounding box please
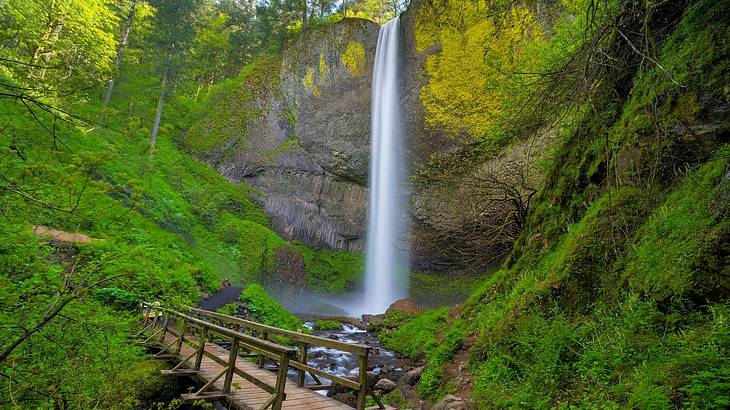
[287,322,405,394]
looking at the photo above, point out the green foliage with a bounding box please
[410,271,490,308]
[341,42,366,77]
[622,159,728,300]
[240,284,304,332]
[381,308,449,358]
[386,3,730,406]
[415,0,602,144]
[182,56,281,155]
[313,319,342,330]
[93,287,140,311]
[295,245,364,292]
[216,302,239,316]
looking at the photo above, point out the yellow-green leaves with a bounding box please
[416,1,544,140]
[341,42,366,77]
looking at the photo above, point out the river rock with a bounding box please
[330,392,356,407]
[386,298,422,315]
[398,366,423,387]
[374,378,397,393]
[362,313,386,331]
[432,394,471,410]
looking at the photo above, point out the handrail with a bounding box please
[186,306,371,355]
[161,307,295,356]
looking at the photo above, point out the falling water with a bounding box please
[363,17,408,314]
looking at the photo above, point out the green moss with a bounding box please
[295,245,364,292]
[214,213,285,282]
[410,271,490,308]
[182,56,282,155]
[380,308,449,358]
[313,319,342,331]
[319,53,330,82]
[303,67,321,97]
[622,157,728,300]
[240,284,304,332]
[341,42,366,77]
[216,302,239,316]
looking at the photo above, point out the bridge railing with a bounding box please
[140,302,297,410]
[184,306,383,410]
[140,303,383,410]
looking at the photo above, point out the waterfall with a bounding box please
[363,17,409,314]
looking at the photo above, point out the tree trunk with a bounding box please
[302,2,308,29]
[150,57,170,150]
[100,0,137,123]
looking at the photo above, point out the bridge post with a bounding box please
[273,352,291,410]
[160,311,170,341]
[194,326,208,371]
[258,332,268,368]
[223,336,240,394]
[175,320,187,354]
[297,342,308,387]
[142,303,150,329]
[356,350,369,410]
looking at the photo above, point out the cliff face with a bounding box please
[183,3,546,273]
[183,19,379,253]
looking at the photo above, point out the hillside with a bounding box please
[1,0,728,409]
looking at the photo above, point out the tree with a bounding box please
[0,0,119,94]
[99,0,140,123]
[148,0,201,149]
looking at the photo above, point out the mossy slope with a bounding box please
[386,1,730,408]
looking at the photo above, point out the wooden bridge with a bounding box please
[137,302,388,410]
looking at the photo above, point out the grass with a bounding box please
[313,319,342,331]
[240,284,305,332]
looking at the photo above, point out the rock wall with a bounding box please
[184,19,379,253]
[185,4,549,273]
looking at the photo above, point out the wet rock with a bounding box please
[330,392,356,407]
[362,313,386,331]
[281,19,380,184]
[366,371,379,389]
[432,394,471,410]
[398,366,423,387]
[328,334,340,340]
[374,378,397,393]
[386,298,422,315]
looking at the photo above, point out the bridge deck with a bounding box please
[161,332,353,410]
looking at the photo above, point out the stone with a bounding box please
[397,366,423,387]
[386,298,422,315]
[432,394,471,410]
[373,378,397,393]
[330,392,356,407]
[362,313,386,331]
[366,371,379,389]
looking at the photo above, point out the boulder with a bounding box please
[331,392,356,407]
[432,395,471,410]
[386,298,422,315]
[362,313,386,331]
[373,378,397,393]
[397,366,423,387]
